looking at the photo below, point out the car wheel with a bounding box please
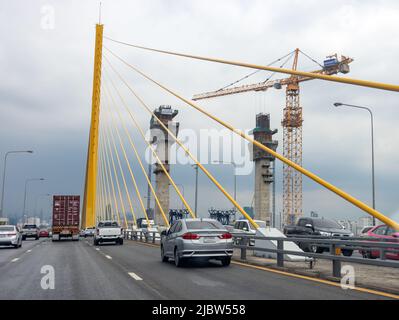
[221,257,231,267]
[35,236,39,240]
[161,246,168,262]
[342,249,353,257]
[94,239,99,246]
[22,236,26,241]
[119,238,123,245]
[174,248,184,267]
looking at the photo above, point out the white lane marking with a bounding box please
[128,272,143,281]
[105,255,112,260]
[26,249,32,253]
[11,258,19,262]
[95,248,100,251]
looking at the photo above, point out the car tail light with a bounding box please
[182,233,200,240]
[218,233,232,239]
[6,233,17,236]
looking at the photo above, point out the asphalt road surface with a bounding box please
[0,238,394,300]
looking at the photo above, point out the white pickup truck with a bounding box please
[94,221,123,246]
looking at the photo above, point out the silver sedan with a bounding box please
[160,218,233,267]
[0,225,23,248]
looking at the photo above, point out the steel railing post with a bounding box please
[380,248,386,260]
[330,244,341,278]
[240,237,247,260]
[277,239,284,267]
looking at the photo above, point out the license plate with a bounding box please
[203,237,216,243]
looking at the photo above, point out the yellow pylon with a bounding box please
[82,24,103,228]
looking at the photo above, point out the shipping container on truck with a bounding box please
[52,195,80,241]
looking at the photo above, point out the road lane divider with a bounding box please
[11,258,19,263]
[105,255,112,260]
[128,272,143,281]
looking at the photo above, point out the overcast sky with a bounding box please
[1,0,398,224]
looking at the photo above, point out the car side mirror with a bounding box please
[161,230,167,236]
[392,233,399,238]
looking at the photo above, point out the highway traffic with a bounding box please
[0,237,392,300]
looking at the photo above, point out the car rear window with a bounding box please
[0,226,14,232]
[23,225,37,229]
[186,220,224,230]
[312,219,342,229]
[98,222,119,228]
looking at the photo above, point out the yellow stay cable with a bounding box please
[104,37,399,92]
[98,127,108,221]
[104,55,259,229]
[102,90,152,228]
[101,124,122,225]
[103,82,170,228]
[97,143,105,221]
[104,68,196,219]
[105,48,399,231]
[103,118,129,229]
[98,130,107,221]
[103,96,138,228]
[99,133,114,221]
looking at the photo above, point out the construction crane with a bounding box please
[192,49,353,226]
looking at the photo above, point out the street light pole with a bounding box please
[22,178,45,221]
[0,150,33,218]
[333,102,376,226]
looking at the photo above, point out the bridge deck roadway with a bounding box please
[0,238,393,300]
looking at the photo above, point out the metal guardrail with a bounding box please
[123,230,399,278]
[233,233,399,277]
[124,230,159,244]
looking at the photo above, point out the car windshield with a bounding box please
[98,222,119,228]
[362,227,373,233]
[313,219,342,229]
[23,225,36,229]
[0,226,14,232]
[186,220,224,230]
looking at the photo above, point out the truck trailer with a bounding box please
[52,195,80,241]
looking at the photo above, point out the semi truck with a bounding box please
[52,195,80,241]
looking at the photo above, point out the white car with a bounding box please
[0,225,23,248]
[94,221,123,245]
[233,219,267,246]
[83,227,96,238]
